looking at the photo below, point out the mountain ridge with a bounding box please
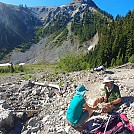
[0,0,133,69]
[0,0,104,64]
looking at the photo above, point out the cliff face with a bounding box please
[0,2,40,61]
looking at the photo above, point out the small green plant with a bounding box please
[69,77,74,82]
[23,75,32,80]
[59,80,64,87]
[129,55,134,63]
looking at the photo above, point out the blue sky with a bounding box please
[0,0,134,18]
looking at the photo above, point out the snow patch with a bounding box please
[0,63,11,67]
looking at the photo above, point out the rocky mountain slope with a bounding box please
[0,64,133,133]
[10,0,100,64]
[0,0,112,64]
[0,2,40,60]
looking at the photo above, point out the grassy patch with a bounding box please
[0,63,57,76]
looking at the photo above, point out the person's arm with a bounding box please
[109,98,122,105]
[102,86,108,103]
[106,98,122,106]
[103,94,108,103]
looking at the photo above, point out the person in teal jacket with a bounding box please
[66,84,97,131]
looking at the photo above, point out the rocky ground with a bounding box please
[0,63,134,134]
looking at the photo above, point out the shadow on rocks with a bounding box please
[105,70,114,74]
[10,113,28,134]
[121,96,134,107]
[109,96,134,114]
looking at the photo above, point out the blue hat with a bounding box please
[75,84,88,96]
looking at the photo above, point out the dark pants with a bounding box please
[68,110,89,131]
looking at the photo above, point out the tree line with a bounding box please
[0,63,24,73]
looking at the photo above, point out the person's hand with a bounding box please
[102,102,110,106]
[93,105,99,110]
[106,102,111,106]
[82,107,86,111]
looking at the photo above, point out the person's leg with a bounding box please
[77,110,89,125]
[66,111,88,132]
[71,110,89,132]
[92,98,99,107]
[92,97,103,107]
[69,110,94,132]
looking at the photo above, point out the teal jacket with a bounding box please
[66,94,85,124]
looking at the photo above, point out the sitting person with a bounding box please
[93,76,122,113]
[66,84,97,132]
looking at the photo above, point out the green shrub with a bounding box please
[129,54,134,63]
[57,53,89,72]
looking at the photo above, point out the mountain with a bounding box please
[0,2,41,61]
[0,0,111,63]
[0,0,133,68]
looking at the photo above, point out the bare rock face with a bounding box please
[71,0,97,7]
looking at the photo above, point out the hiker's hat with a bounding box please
[103,76,114,83]
[75,84,88,96]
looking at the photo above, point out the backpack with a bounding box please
[81,113,134,134]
